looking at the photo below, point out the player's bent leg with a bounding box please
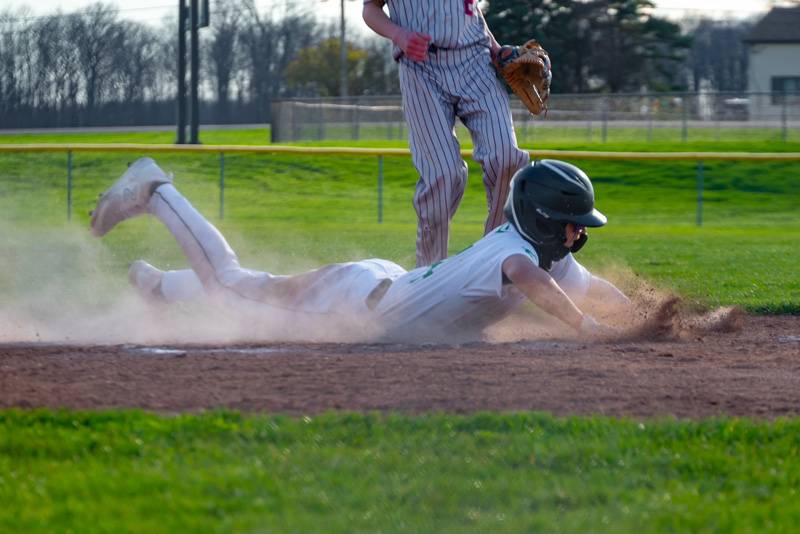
[478,142,529,233]
[128,261,205,303]
[411,164,466,267]
[161,269,206,301]
[146,183,278,301]
[91,157,172,237]
[463,112,529,233]
[128,260,166,302]
[458,56,530,233]
[400,62,467,266]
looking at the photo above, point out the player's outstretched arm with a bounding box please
[362,0,431,61]
[502,254,585,331]
[502,255,618,337]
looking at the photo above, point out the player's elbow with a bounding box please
[362,1,381,23]
[502,254,549,291]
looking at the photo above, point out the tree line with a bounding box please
[0,1,399,128]
[0,0,757,128]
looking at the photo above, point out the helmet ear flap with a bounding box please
[534,217,562,242]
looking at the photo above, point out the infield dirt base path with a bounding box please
[1,315,799,419]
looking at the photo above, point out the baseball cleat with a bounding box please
[128,260,166,302]
[90,157,172,237]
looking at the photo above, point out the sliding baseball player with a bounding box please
[91,158,631,342]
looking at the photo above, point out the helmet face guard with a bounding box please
[503,160,606,269]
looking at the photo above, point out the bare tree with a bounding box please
[357,37,399,95]
[153,16,178,102]
[272,8,316,98]
[30,12,81,123]
[239,0,278,113]
[0,9,27,118]
[205,0,243,120]
[687,18,752,92]
[238,0,318,117]
[1,0,392,127]
[67,3,123,122]
[111,22,161,102]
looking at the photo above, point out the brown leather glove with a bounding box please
[493,39,552,115]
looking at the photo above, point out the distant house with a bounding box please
[745,6,800,118]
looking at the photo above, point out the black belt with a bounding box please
[428,42,490,53]
[427,43,451,54]
[396,42,485,61]
[395,44,446,61]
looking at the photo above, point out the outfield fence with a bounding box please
[2,143,799,226]
[270,91,800,144]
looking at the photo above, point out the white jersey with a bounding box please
[374,223,592,341]
[367,0,491,59]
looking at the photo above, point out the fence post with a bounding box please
[782,97,788,143]
[681,99,688,142]
[219,152,225,220]
[696,160,704,226]
[318,101,325,141]
[67,150,73,220]
[291,101,297,141]
[353,97,361,140]
[377,155,384,223]
[601,100,608,143]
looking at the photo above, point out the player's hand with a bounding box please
[578,314,619,339]
[392,28,431,61]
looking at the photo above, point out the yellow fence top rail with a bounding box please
[1,143,800,161]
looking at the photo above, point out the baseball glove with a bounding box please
[494,39,552,115]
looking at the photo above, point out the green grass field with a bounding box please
[2,124,799,151]
[292,122,800,147]
[3,410,800,533]
[1,129,799,531]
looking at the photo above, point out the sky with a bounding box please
[2,0,368,29]
[1,0,779,27]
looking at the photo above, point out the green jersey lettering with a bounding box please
[409,260,444,284]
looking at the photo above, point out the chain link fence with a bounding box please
[270,92,800,144]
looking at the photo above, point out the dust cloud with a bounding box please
[0,223,377,345]
[0,226,742,346]
[487,263,743,344]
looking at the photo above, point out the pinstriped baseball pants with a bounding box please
[399,44,530,267]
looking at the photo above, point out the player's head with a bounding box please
[503,159,606,270]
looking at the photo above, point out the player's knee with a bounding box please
[497,146,531,175]
[415,205,449,227]
[491,147,529,177]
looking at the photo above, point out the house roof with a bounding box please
[745,6,800,44]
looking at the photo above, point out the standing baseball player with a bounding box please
[91,158,632,342]
[362,0,531,267]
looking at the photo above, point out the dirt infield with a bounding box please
[1,314,798,419]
